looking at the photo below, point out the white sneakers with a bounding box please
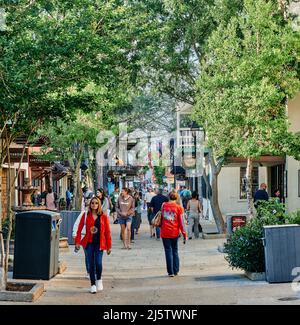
[96,279,103,291]
[90,285,97,294]
[89,280,103,294]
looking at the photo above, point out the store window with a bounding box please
[240,167,259,199]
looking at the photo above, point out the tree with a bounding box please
[0,0,139,286]
[34,111,105,210]
[195,0,300,217]
[113,0,248,233]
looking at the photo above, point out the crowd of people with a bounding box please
[70,183,205,294]
[33,181,282,295]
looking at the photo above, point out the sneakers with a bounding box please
[168,274,175,277]
[96,279,103,291]
[90,285,97,294]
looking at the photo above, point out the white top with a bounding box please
[145,192,155,203]
[72,210,87,239]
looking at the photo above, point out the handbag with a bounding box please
[151,203,165,228]
[152,210,162,227]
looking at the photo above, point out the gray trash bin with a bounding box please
[263,224,300,283]
[13,210,61,280]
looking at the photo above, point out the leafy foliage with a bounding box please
[285,209,300,225]
[1,216,15,240]
[153,166,166,185]
[194,0,300,159]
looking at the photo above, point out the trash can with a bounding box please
[13,210,62,280]
[263,224,300,283]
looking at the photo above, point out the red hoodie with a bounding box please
[160,201,187,239]
[75,211,112,250]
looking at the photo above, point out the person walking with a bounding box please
[160,191,187,277]
[186,191,202,239]
[116,188,135,249]
[145,188,156,237]
[96,188,110,215]
[75,197,112,294]
[46,187,57,210]
[110,186,120,224]
[66,188,73,210]
[181,187,192,210]
[149,188,169,240]
[134,191,142,235]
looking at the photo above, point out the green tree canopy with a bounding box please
[195,0,300,159]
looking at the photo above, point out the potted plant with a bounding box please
[224,199,286,280]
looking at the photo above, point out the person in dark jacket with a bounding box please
[254,183,269,209]
[149,188,169,240]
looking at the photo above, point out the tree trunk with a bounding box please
[4,141,12,286]
[73,145,84,210]
[202,149,226,234]
[246,157,254,218]
[0,167,5,269]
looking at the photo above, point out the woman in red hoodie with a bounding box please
[161,191,187,277]
[75,197,112,294]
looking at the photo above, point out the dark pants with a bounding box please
[135,213,142,230]
[162,237,180,276]
[131,215,137,240]
[66,199,71,210]
[155,226,160,239]
[86,243,103,286]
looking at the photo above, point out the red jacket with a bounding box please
[160,201,187,239]
[75,211,112,251]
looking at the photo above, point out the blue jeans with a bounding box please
[86,243,103,286]
[155,226,161,239]
[83,247,90,273]
[162,237,179,276]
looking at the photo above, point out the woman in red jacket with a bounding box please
[75,197,112,294]
[161,191,187,277]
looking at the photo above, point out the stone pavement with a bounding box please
[1,213,300,305]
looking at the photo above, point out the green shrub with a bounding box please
[224,219,265,273]
[224,200,286,273]
[285,209,300,225]
[255,198,286,222]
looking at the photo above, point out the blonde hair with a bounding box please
[169,190,179,201]
[89,197,103,215]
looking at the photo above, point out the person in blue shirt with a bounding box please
[66,189,73,210]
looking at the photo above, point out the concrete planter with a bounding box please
[263,224,300,283]
[245,271,266,281]
[0,282,44,302]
